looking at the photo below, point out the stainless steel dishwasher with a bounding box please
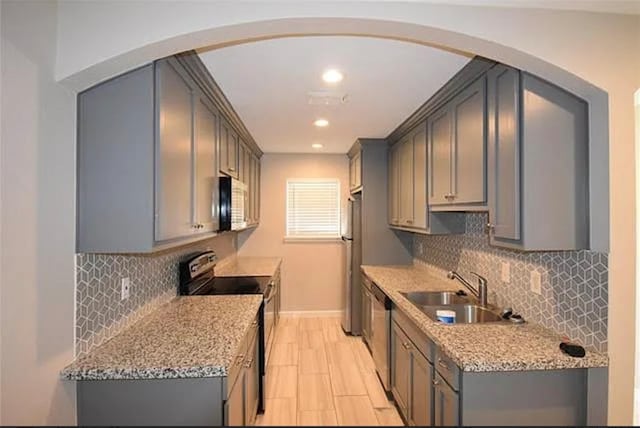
[371,283,392,391]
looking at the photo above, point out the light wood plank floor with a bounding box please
[256,316,404,426]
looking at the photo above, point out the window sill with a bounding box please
[283,237,343,243]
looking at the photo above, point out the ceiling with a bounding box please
[198,37,471,154]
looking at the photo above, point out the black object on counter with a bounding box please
[559,342,586,358]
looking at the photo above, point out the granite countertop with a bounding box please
[216,256,282,277]
[61,295,263,381]
[361,264,609,372]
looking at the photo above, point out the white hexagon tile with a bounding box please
[413,213,608,352]
[75,235,236,356]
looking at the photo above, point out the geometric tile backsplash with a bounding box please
[75,233,237,356]
[413,213,608,352]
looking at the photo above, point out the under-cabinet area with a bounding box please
[61,33,608,428]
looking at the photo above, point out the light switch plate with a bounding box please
[121,277,130,300]
[530,271,542,295]
[501,262,511,283]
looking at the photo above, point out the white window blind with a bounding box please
[286,179,341,238]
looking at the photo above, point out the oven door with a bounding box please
[263,281,277,363]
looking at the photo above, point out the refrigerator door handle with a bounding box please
[341,235,353,241]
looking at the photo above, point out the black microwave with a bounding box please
[219,177,248,231]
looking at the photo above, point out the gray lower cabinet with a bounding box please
[428,76,487,209]
[390,320,411,420]
[390,305,607,426]
[433,372,459,426]
[391,316,435,426]
[486,65,589,250]
[76,315,260,427]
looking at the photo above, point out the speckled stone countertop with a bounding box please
[361,264,608,372]
[216,256,282,277]
[61,295,263,381]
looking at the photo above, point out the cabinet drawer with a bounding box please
[434,348,460,391]
[392,307,434,363]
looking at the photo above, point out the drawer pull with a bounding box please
[432,379,440,386]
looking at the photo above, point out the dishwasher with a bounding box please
[370,283,392,391]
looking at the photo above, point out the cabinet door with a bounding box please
[410,350,434,426]
[193,96,219,232]
[412,123,428,230]
[219,118,238,178]
[398,138,415,226]
[388,144,400,225]
[487,65,521,241]
[155,60,194,241]
[391,321,411,420]
[354,151,362,189]
[226,373,245,426]
[428,107,453,206]
[244,332,259,425]
[433,373,459,426]
[452,77,486,204]
[255,156,261,223]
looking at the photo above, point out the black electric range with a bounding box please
[178,251,270,414]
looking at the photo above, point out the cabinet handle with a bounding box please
[406,220,413,224]
[252,320,258,326]
[486,223,495,233]
[402,342,411,350]
[437,358,449,370]
[432,379,440,386]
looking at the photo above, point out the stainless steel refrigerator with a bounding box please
[341,194,362,335]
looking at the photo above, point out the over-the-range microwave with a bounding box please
[219,176,248,231]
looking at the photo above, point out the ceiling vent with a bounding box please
[307,91,349,106]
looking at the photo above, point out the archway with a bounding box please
[53,5,638,424]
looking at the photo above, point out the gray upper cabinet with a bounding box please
[388,143,401,226]
[428,76,487,210]
[193,96,220,233]
[155,60,194,241]
[155,61,220,241]
[487,65,589,250]
[349,150,362,192]
[219,117,239,178]
[388,123,464,235]
[77,51,259,253]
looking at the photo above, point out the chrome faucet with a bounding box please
[447,271,488,307]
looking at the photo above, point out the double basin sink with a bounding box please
[400,291,508,324]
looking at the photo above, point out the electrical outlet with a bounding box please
[530,271,542,295]
[121,277,130,300]
[501,262,511,283]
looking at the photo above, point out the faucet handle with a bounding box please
[469,272,488,285]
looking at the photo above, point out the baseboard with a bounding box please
[280,310,342,318]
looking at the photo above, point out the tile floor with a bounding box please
[256,316,404,426]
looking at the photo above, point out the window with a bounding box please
[286,179,341,239]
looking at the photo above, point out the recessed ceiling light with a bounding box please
[311,143,323,149]
[314,119,329,127]
[322,69,343,84]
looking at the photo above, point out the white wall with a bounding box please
[0,1,76,424]
[238,154,349,313]
[0,1,634,423]
[51,7,640,421]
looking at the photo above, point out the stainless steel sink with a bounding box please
[400,291,471,306]
[421,304,506,324]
